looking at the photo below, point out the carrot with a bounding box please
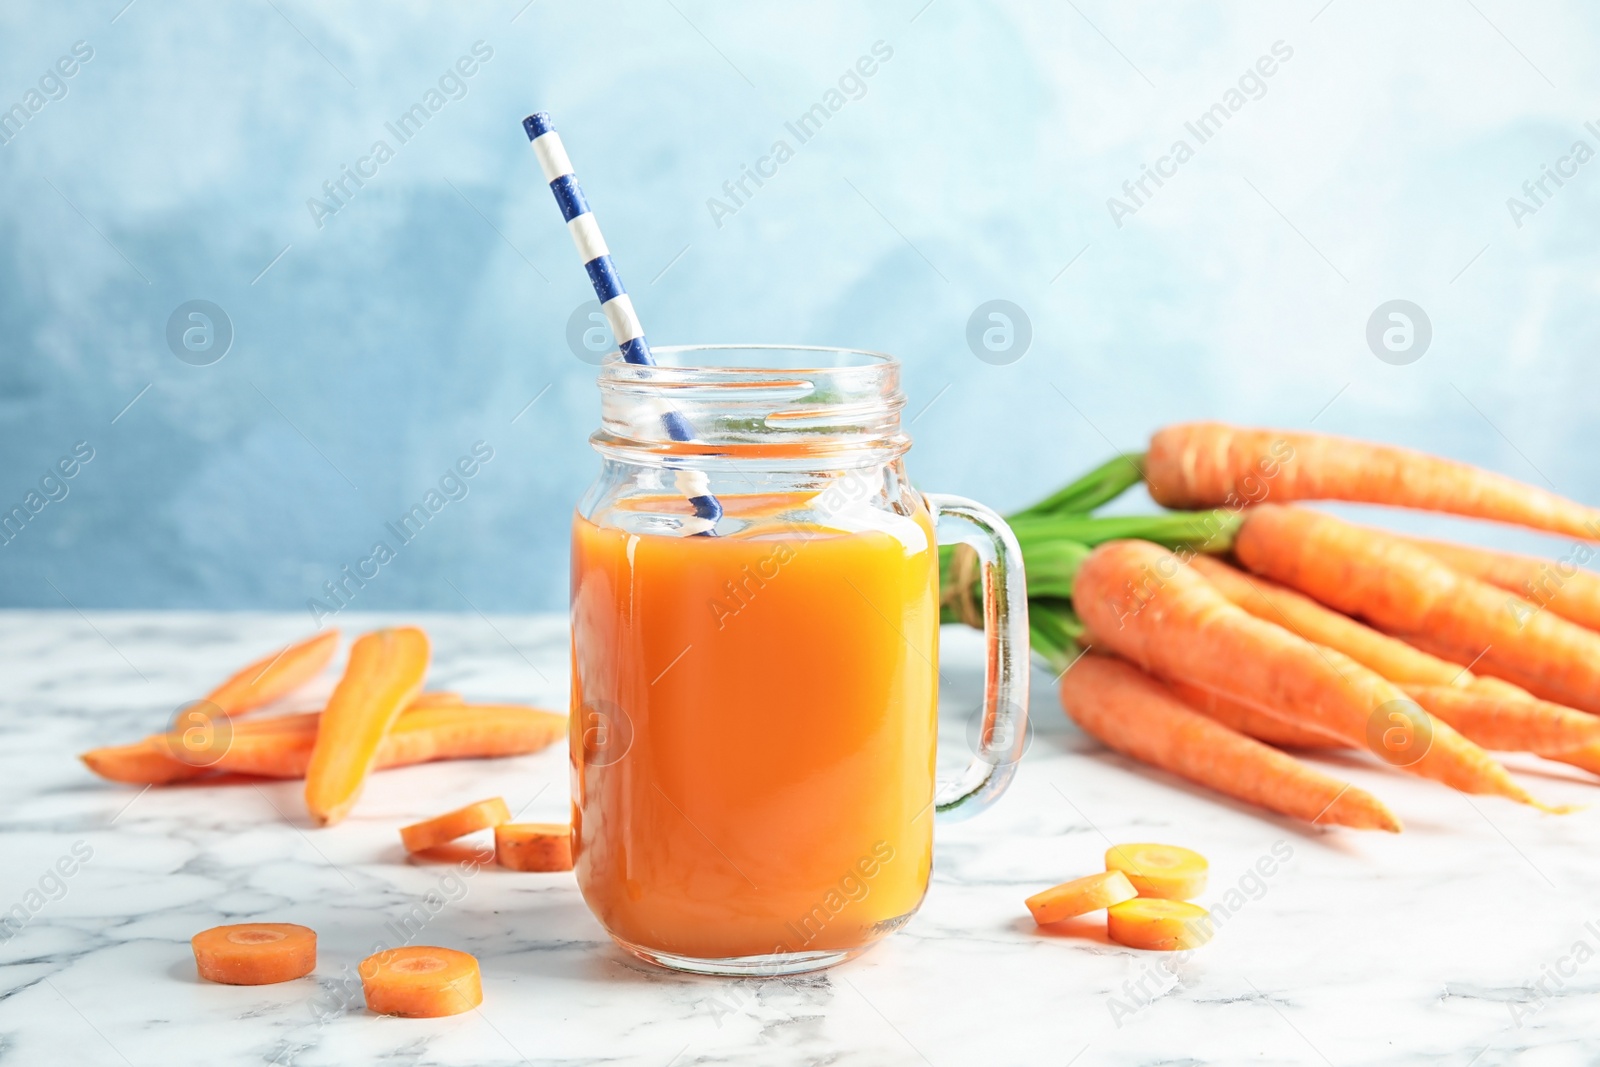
[192,923,316,984]
[359,946,481,1017]
[304,627,430,826]
[1060,653,1401,831]
[1234,505,1600,715]
[1025,871,1138,926]
[407,691,463,708]
[1145,422,1600,541]
[1405,686,1600,755]
[1186,556,1471,688]
[1399,535,1600,633]
[1167,679,1347,749]
[400,798,512,853]
[204,630,340,716]
[1074,540,1535,807]
[1106,843,1208,900]
[81,703,566,785]
[80,739,212,785]
[494,823,573,872]
[1106,898,1213,951]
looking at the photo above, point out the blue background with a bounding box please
[2,0,1597,615]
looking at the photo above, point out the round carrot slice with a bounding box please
[192,923,316,984]
[1105,843,1209,900]
[1025,870,1138,926]
[399,797,512,854]
[1107,898,1213,951]
[494,823,573,872]
[360,945,482,1017]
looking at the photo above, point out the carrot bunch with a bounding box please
[79,628,565,825]
[945,422,1600,828]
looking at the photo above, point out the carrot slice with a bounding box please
[494,823,573,872]
[192,923,316,984]
[1107,898,1213,951]
[1145,422,1600,540]
[1025,870,1137,926]
[304,627,430,826]
[1105,843,1208,900]
[205,630,340,717]
[400,798,512,853]
[1074,539,1543,807]
[360,946,482,1017]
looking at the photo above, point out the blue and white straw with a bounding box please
[523,112,721,532]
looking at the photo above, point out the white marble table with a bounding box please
[2,611,1597,1066]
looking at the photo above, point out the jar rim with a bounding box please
[601,344,897,378]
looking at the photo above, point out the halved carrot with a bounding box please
[80,740,212,785]
[1107,898,1213,951]
[305,627,430,826]
[1187,555,1472,688]
[192,923,316,984]
[205,630,340,717]
[1405,686,1600,755]
[494,823,573,872]
[1060,654,1400,831]
[1106,843,1208,900]
[400,798,511,853]
[81,703,566,786]
[1073,540,1538,807]
[1235,505,1600,714]
[1145,422,1600,540]
[1025,870,1137,926]
[360,946,482,1017]
[1401,535,1600,633]
[1168,679,1347,749]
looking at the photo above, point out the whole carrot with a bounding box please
[1166,679,1347,749]
[1234,505,1600,715]
[1073,539,1543,806]
[1187,556,1471,688]
[1061,653,1399,831]
[1398,535,1600,633]
[1404,686,1600,756]
[1145,423,1600,541]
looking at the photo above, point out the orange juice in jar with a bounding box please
[570,346,1027,975]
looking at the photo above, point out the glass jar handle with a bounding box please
[925,493,1030,821]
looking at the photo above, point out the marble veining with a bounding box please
[1,611,1598,1066]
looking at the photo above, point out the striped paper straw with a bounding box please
[523,112,721,531]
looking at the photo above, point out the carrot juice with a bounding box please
[570,492,938,963]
